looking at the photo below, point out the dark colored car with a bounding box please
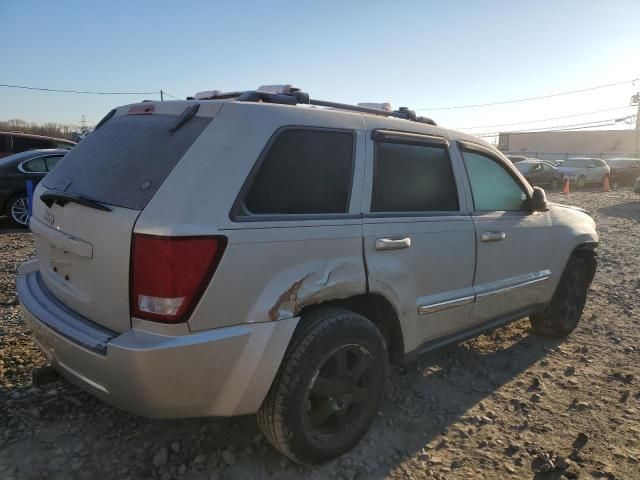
[0,149,68,227]
[605,158,640,187]
[0,131,75,159]
[507,155,531,163]
[515,160,562,189]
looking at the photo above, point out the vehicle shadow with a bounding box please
[1,320,559,479]
[0,216,27,233]
[597,200,640,220]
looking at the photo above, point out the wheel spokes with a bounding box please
[311,376,338,398]
[310,400,335,426]
[350,355,371,383]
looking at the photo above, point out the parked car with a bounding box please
[515,160,562,189]
[556,157,610,189]
[545,159,564,167]
[0,131,75,159]
[605,158,640,187]
[17,87,597,464]
[507,154,531,163]
[0,149,68,227]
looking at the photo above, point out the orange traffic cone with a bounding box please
[562,178,570,195]
[603,175,610,192]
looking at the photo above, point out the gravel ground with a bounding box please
[0,189,639,480]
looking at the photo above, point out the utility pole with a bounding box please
[160,90,164,101]
[633,92,640,156]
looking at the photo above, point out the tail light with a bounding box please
[130,234,226,323]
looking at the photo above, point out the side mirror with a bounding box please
[529,186,548,212]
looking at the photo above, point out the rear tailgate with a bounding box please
[30,102,218,333]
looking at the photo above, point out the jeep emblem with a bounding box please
[43,210,55,225]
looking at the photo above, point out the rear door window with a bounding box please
[42,112,211,210]
[21,157,47,173]
[237,128,354,216]
[45,155,63,171]
[371,140,459,212]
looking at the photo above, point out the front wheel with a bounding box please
[550,178,559,190]
[576,176,586,189]
[257,307,388,464]
[6,194,30,228]
[530,256,590,338]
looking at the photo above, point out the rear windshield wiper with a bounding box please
[169,103,200,133]
[40,191,112,212]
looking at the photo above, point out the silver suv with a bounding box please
[17,86,597,464]
[556,157,610,189]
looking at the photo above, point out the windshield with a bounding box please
[562,159,589,168]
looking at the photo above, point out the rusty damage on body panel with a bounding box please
[268,261,365,321]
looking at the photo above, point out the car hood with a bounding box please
[548,202,589,215]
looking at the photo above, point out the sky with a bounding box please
[1,0,639,142]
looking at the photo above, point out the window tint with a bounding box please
[0,134,12,155]
[44,155,63,171]
[372,141,458,212]
[242,129,354,215]
[13,136,54,153]
[43,113,211,210]
[21,157,47,173]
[462,150,527,211]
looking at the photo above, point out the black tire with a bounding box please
[530,256,590,338]
[257,307,388,464]
[576,176,586,189]
[6,194,29,228]
[550,178,559,190]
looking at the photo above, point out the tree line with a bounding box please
[0,119,85,140]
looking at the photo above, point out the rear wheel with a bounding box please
[550,178,559,190]
[530,256,590,338]
[6,194,29,228]
[257,307,388,464]
[576,176,586,189]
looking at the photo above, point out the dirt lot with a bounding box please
[0,189,639,480]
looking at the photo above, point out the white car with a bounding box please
[556,157,610,189]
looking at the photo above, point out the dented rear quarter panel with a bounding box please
[134,102,369,332]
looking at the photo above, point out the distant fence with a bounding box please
[502,151,640,162]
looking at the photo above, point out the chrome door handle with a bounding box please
[481,231,506,242]
[375,237,411,251]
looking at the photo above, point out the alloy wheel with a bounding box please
[10,197,29,226]
[304,344,374,441]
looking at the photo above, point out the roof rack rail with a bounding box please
[188,87,437,126]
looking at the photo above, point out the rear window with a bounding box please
[237,128,354,216]
[372,141,459,212]
[43,113,211,210]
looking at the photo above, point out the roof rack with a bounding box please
[187,86,437,126]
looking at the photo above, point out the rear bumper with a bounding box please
[17,269,298,418]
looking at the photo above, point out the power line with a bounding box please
[416,77,638,111]
[162,92,182,100]
[454,105,634,130]
[0,83,158,95]
[475,117,630,137]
